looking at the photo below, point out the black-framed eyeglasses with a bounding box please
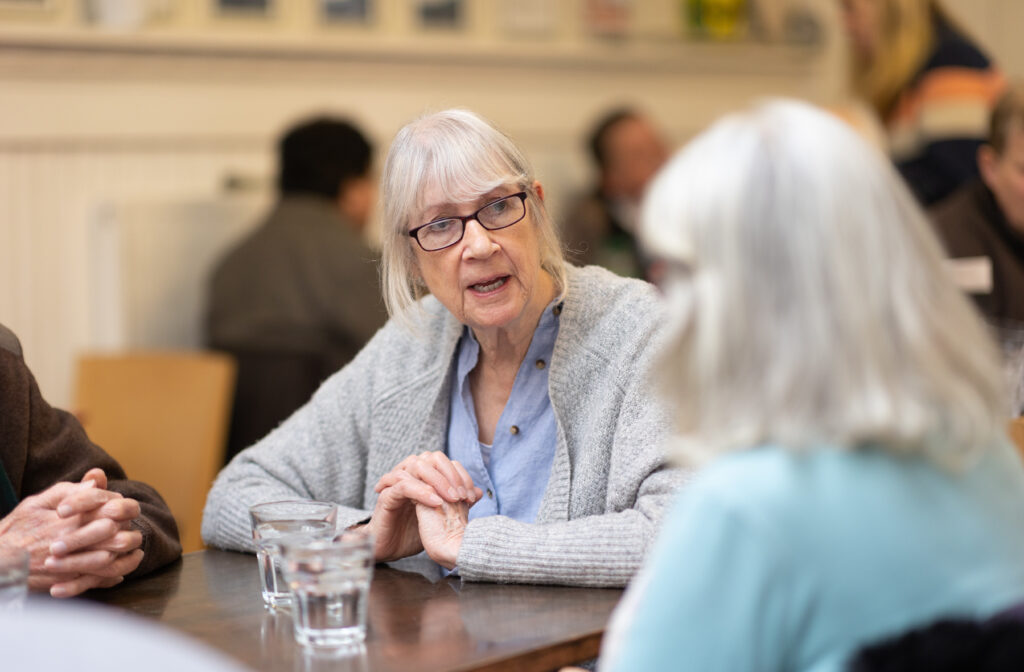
[408,192,528,252]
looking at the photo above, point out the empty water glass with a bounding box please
[0,546,29,611]
[281,530,375,651]
[249,500,338,609]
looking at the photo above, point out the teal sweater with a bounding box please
[602,442,1024,671]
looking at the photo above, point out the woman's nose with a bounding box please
[462,219,496,257]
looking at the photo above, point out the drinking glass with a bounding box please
[0,546,29,611]
[281,530,375,651]
[249,500,338,609]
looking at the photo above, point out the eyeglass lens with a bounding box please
[416,193,525,251]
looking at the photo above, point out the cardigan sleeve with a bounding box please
[455,469,685,587]
[200,327,382,551]
[0,348,182,577]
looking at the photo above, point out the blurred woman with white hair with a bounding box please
[203,109,685,586]
[599,100,1024,670]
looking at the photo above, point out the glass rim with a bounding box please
[280,531,375,553]
[248,499,338,515]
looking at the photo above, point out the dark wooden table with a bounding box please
[92,550,623,671]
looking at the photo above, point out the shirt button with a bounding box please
[535,359,546,370]
[486,489,494,499]
[510,425,520,435]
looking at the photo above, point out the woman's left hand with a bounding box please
[415,499,468,570]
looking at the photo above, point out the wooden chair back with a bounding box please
[74,352,235,553]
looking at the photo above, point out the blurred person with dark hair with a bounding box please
[0,323,181,597]
[561,108,668,279]
[206,116,387,463]
[932,83,1024,327]
[597,100,1024,671]
[841,0,1005,206]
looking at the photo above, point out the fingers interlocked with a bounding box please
[44,470,145,597]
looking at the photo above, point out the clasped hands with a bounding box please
[0,468,144,597]
[368,451,482,570]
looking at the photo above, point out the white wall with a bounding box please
[945,0,1024,78]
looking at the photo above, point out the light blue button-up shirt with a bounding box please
[446,300,561,524]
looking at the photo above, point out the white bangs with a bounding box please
[417,147,526,216]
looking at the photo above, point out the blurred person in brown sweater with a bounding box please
[0,323,181,597]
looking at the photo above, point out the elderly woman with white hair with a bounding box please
[597,100,1024,670]
[201,109,684,586]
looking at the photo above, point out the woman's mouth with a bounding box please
[470,276,509,293]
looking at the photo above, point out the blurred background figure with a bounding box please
[841,0,1006,206]
[599,100,1024,671]
[561,108,669,280]
[931,82,1024,412]
[932,82,1024,327]
[205,116,387,464]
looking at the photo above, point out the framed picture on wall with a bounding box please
[321,0,370,24]
[497,0,556,37]
[0,0,58,24]
[584,0,630,38]
[216,0,272,16]
[416,0,462,29]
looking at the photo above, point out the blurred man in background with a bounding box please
[931,83,1024,327]
[206,117,387,463]
[561,108,668,280]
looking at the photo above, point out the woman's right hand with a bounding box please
[370,452,481,563]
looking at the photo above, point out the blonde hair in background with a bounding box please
[851,0,954,117]
[379,108,567,329]
[642,98,1007,470]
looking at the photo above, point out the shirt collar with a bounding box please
[455,297,563,385]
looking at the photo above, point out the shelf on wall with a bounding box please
[0,25,822,77]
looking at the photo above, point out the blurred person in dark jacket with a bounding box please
[0,323,181,597]
[561,108,668,280]
[842,0,1005,206]
[931,83,1024,328]
[206,117,387,462]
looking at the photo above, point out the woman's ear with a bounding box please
[532,180,545,203]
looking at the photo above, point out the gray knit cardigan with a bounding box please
[201,265,687,587]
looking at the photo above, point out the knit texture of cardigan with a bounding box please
[201,265,687,587]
